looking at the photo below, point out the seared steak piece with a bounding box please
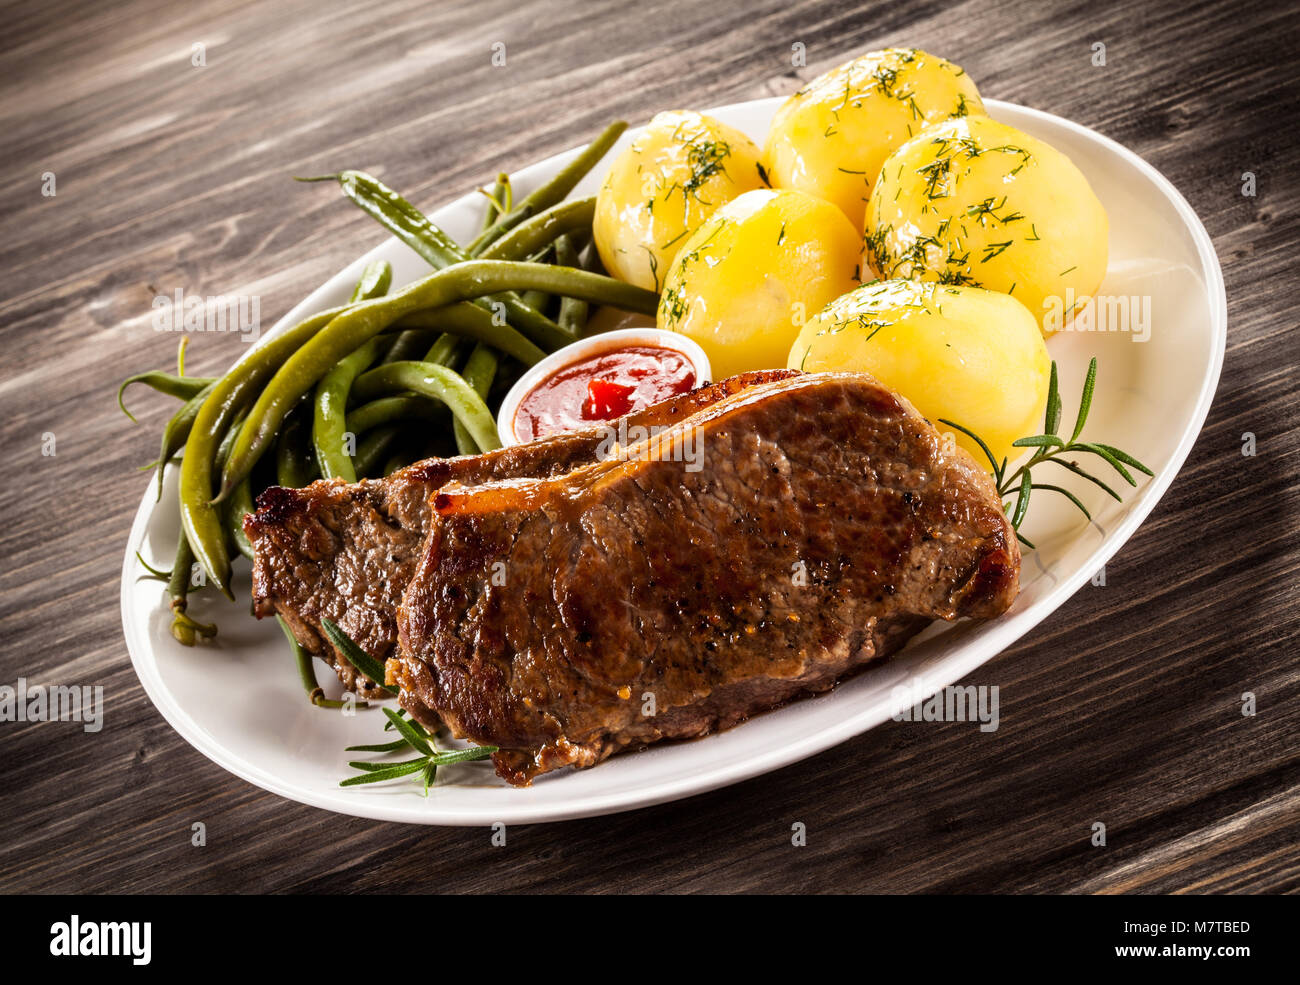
[245,370,797,695]
[395,372,1019,785]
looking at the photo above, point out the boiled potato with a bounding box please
[865,115,1108,335]
[658,189,861,379]
[787,279,1050,464]
[762,48,984,230]
[594,110,767,291]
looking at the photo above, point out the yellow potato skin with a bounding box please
[787,279,1050,464]
[594,110,767,291]
[658,189,861,380]
[865,116,1108,336]
[762,48,984,230]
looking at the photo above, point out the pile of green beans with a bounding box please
[120,120,648,671]
[215,258,655,510]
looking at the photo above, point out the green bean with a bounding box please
[423,332,462,366]
[303,172,470,270]
[451,338,476,370]
[226,476,255,561]
[349,362,500,452]
[311,260,393,482]
[382,454,409,477]
[353,426,400,477]
[453,344,499,455]
[278,616,355,709]
[168,529,216,646]
[477,197,595,263]
[213,410,254,561]
[182,273,393,597]
[303,169,566,350]
[488,292,571,351]
[180,309,339,597]
[276,404,316,489]
[378,326,437,364]
[119,372,216,422]
[153,382,214,501]
[467,121,626,255]
[392,302,545,365]
[217,260,656,497]
[555,236,589,334]
[166,532,193,604]
[481,173,510,232]
[428,331,471,370]
[520,290,549,313]
[349,259,393,301]
[345,395,446,435]
[214,408,247,474]
[312,337,383,482]
[566,226,594,253]
[519,242,555,313]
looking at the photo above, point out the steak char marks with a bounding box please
[395,372,1019,785]
[245,371,797,695]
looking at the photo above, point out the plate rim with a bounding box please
[120,96,1227,825]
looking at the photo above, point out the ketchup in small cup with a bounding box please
[504,331,710,444]
[515,344,698,441]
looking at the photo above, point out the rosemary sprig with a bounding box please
[320,621,498,794]
[320,617,394,695]
[346,737,409,753]
[940,358,1153,549]
[341,707,497,795]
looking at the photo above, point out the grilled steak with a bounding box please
[394,371,1019,785]
[245,370,797,694]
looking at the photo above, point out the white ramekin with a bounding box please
[496,328,712,448]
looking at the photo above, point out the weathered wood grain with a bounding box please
[0,0,1296,894]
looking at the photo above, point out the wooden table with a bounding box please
[1,0,1296,894]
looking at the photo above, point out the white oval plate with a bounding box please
[121,97,1225,825]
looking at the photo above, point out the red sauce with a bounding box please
[516,344,697,441]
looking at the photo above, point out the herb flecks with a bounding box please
[865,126,1038,287]
[965,195,1023,227]
[681,137,732,203]
[659,282,688,328]
[980,240,1013,263]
